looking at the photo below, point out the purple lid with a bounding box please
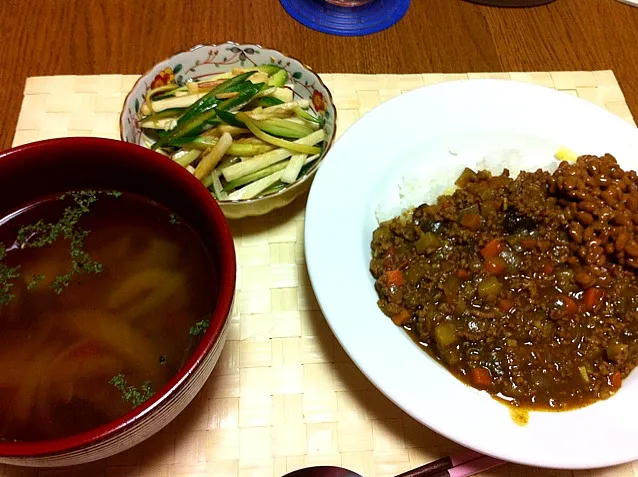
[280,0,410,36]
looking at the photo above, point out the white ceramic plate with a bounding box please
[304,79,638,469]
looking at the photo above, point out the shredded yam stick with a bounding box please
[218,125,249,136]
[261,100,310,114]
[236,137,268,145]
[195,132,233,180]
[249,110,296,121]
[144,84,177,114]
[216,91,239,100]
[203,126,221,137]
[187,79,225,92]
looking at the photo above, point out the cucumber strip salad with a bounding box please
[139,65,328,201]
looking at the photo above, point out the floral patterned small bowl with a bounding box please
[120,43,336,219]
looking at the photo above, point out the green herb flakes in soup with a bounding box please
[0,190,218,441]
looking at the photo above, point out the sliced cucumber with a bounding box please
[236,112,322,155]
[261,182,287,196]
[294,106,323,124]
[257,65,284,76]
[228,170,284,200]
[178,71,257,125]
[220,129,325,182]
[154,81,262,149]
[151,109,218,150]
[142,93,206,115]
[189,118,222,137]
[299,160,317,177]
[173,149,202,167]
[224,161,289,191]
[272,88,294,103]
[215,110,245,128]
[141,108,185,122]
[268,69,288,88]
[169,136,213,148]
[153,85,189,100]
[141,117,177,130]
[254,118,314,138]
[228,143,275,157]
[217,82,264,112]
[171,136,274,157]
[252,97,285,108]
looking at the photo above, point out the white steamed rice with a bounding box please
[375,149,560,223]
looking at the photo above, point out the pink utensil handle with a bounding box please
[439,456,506,477]
[394,450,484,477]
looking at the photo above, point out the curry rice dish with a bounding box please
[371,154,638,410]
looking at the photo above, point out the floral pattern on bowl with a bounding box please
[120,43,336,218]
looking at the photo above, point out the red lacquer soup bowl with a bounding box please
[0,138,236,467]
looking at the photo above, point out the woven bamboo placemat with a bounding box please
[3,71,637,477]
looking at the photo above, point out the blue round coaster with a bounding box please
[280,0,410,37]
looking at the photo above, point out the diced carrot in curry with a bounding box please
[384,269,404,287]
[471,367,492,388]
[485,257,507,275]
[391,309,411,326]
[460,213,482,231]
[480,238,504,259]
[583,287,604,312]
[498,299,514,313]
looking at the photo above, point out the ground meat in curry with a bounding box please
[370,154,638,410]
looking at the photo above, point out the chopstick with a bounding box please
[430,456,505,477]
[394,450,505,477]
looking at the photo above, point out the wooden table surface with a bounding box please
[1,0,637,149]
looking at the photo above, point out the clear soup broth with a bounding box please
[0,190,218,441]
